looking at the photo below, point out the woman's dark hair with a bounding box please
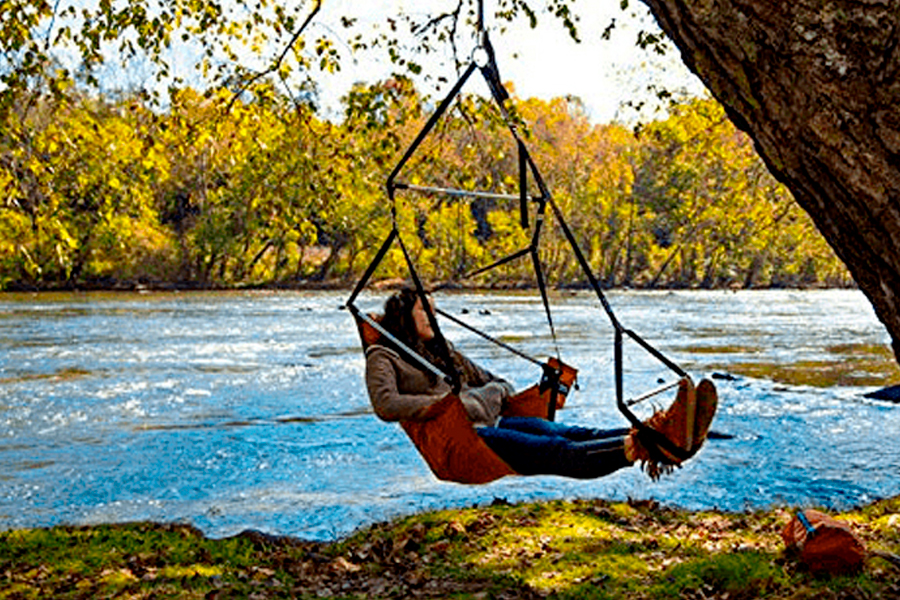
[379,287,468,388]
[381,287,423,350]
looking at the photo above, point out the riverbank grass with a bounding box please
[701,342,900,388]
[2,496,899,599]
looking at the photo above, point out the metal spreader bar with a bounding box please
[624,379,681,408]
[393,182,542,203]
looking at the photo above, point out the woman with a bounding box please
[365,288,717,480]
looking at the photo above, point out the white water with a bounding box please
[0,289,897,540]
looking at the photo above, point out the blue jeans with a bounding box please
[476,416,633,479]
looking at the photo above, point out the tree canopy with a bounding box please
[0,72,847,290]
[4,0,895,356]
[635,0,900,358]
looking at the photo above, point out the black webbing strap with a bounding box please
[459,55,564,361]
[549,196,686,372]
[550,198,687,368]
[346,227,397,308]
[546,196,690,459]
[529,241,559,361]
[450,146,549,283]
[548,195,684,373]
[519,140,529,228]
[435,307,542,367]
[613,327,692,461]
[479,34,509,105]
[435,304,562,421]
[518,126,552,202]
[623,327,686,378]
[386,61,478,194]
[547,198,619,327]
[457,247,531,280]
[344,226,459,387]
[539,364,562,422]
[477,37,546,231]
[396,231,462,394]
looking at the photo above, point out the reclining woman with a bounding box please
[365,288,718,480]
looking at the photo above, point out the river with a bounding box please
[1,289,898,540]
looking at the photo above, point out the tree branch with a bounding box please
[226,0,323,113]
[409,0,466,69]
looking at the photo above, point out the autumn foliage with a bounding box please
[0,79,849,291]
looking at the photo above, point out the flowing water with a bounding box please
[1,289,898,540]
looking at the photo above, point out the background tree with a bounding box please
[633,0,900,357]
[2,0,887,343]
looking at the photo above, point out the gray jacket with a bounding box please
[365,343,515,427]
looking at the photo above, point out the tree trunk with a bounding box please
[641,0,900,357]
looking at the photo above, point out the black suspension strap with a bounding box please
[518,140,529,228]
[347,32,564,404]
[453,247,532,281]
[527,200,561,362]
[381,15,564,365]
[344,225,458,387]
[546,196,693,461]
[396,230,462,394]
[346,226,398,308]
[541,364,563,422]
[387,61,479,197]
[549,198,686,372]
[435,307,543,367]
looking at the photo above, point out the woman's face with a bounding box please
[411,297,435,341]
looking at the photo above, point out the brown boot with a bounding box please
[648,376,697,453]
[628,376,719,480]
[691,378,719,451]
[629,377,696,480]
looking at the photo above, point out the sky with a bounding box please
[307,0,707,124]
[76,0,707,124]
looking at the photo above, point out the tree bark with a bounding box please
[641,0,900,357]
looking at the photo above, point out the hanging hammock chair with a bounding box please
[345,1,710,484]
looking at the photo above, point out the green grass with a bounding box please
[4,497,899,599]
[647,552,788,599]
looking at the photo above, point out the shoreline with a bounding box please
[0,277,860,295]
[3,494,898,599]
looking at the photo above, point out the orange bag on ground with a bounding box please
[782,509,867,574]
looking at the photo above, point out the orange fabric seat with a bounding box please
[355,312,577,484]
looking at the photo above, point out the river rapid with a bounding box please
[1,289,898,540]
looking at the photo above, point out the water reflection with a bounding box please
[0,290,897,541]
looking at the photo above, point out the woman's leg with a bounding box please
[497,416,630,442]
[476,425,633,479]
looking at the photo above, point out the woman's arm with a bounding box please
[452,348,516,426]
[453,349,516,396]
[365,347,450,422]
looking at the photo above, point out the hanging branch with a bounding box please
[226,0,323,113]
[408,0,471,71]
[411,1,465,37]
